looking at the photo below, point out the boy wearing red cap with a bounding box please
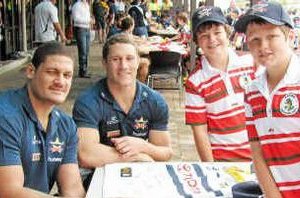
[235,1,300,197]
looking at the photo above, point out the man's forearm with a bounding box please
[53,22,66,42]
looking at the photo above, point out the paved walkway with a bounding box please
[0,42,198,161]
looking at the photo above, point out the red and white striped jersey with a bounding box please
[245,54,300,197]
[185,49,255,161]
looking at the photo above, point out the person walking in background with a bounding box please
[0,42,85,197]
[72,33,173,190]
[72,0,92,78]
[128,0,148,38]
[92,0,109,43]
[185,6,256,162]
[34,0,66,45]
[235,2,300,197]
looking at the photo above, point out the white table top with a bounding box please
[86,162,255,198]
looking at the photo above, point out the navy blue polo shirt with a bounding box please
[0,86,78,193]
[73,78,169,146]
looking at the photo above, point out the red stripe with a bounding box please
[185,105,206,110]
[228,66,255,74]
[278,86,300,92]
[262,141,300,161]
[246,124,258,140]
[260,132,300,141]
[207,116,246,134]
[185,112,207,124]
[208,106,245,117]
[213,148,252,161]
[278,180,300,187]
[281,190,300,198]
[246,90,261,98]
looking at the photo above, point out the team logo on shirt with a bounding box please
[239,74,252,89]
[50,137,64,153]
[280,93,299,116]
[134,117,148,130]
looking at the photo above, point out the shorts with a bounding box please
[95,19,106,30]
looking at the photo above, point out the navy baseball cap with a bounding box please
[192,6,228,38]
[235,1,293,33]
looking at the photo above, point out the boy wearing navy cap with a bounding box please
[185,6,256,162]
[235,1,300,197]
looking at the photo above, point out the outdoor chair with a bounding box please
[146,51,182,90]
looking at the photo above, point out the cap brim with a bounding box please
[194,18,227,34]
[235,14,285,33]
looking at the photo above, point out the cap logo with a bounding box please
[199,7,213,18]
[249,3,268,14]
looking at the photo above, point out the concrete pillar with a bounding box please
[189,0,197,71]
[21,0,27,52]
[59,0,65,34]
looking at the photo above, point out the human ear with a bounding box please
[26,64,36,79]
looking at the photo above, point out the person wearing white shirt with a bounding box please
[72,0,92,78]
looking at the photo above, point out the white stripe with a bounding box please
[279,184,300,191]
[201,76,223,89]
[206,93,244,114]
[261,136,300,145]
[255,117,300,137]
[270,161,300,183]
[210,130,249,145]
[247,92,262,101]
[185,92,205,106]
[212,144,250,151]
[186,109,206,114]
[246,120,254,125]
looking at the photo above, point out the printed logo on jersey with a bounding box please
[50,137,64,153]
[134,117,148,130]
[280,93,299,116]
[239,74,252,89]
[32,135,41,145]
[32,152,41,161]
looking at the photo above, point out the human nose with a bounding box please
[119,58,129,68]
[53,73,65,84]
[258,39,269,50]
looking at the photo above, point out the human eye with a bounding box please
[63,72,73,79]
[199,33,208,39]
[46,69,58,76]
[126,56,135,62]
[109,57,120,63]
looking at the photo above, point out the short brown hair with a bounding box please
[102,33,139,61]
[246,18,291,38]
[32,42,73,69]
[194,22,232,42]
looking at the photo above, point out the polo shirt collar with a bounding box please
[98,78,148,110]
[282,54,300,84]
[202,48,238,72]
[21,85,60,132]
[252,53,299,97]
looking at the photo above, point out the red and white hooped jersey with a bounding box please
[245,54,300,197]
[185,49,255,161]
